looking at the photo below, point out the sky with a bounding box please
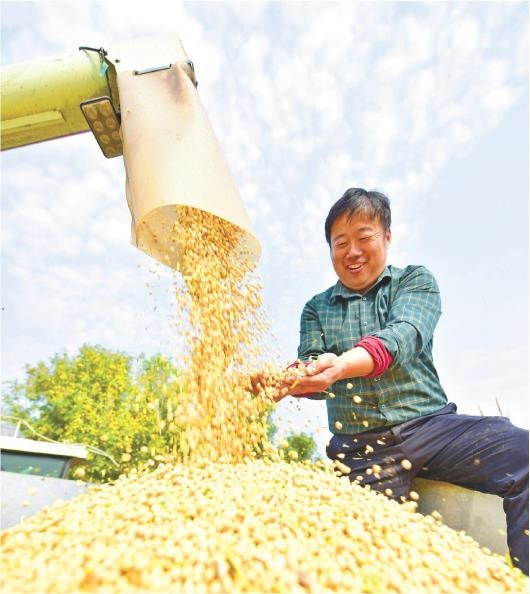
[1,1,528,456]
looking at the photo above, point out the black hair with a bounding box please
[324,188,391,245]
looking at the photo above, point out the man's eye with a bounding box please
[360,233,380,241]
[335,242,348,249]
[360,231,382,242]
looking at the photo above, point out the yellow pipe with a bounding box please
[1,49,113,150]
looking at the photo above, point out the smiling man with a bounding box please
[280,187,529,574]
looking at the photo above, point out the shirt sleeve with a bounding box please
[296,299,327,400]
[371,266,441,366]
[297,299,326,360]
[354,336,394,377]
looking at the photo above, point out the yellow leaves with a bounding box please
[73,467,86,479]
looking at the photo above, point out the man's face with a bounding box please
[330,212,391,293]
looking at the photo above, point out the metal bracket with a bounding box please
[133,60,198,87]
[133,64,172,75]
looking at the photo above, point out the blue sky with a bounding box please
[1,2,528,454]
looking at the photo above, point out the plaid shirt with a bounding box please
[298,265,448,434]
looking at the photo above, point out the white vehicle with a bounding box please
[0,427,89,530]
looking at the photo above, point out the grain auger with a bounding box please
[1,32,261,270]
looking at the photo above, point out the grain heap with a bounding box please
[1,460,527,593]
[1,207,527,593]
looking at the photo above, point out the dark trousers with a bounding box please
[326,403,529,574]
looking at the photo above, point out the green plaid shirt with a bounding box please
[298,265,448,434]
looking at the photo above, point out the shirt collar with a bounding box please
[329,266,392,303]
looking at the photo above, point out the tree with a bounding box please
[284,431,318,462]
[2,345,183,483]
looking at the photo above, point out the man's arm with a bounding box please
[371,266,441,364]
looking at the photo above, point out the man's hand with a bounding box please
[249,369,292,403]
[283,354,347,396]
[249,362,322,403]
[283,347,375,397]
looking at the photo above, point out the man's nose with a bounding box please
[347,242,363,256]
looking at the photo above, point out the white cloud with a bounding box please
[482,87,517,115]
[239,33,270,70]
[514,26,529,77]
[2,147,126,265]
[449,122,473,146]
[449,17,480,57]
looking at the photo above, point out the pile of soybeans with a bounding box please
[1,207,527,593]
[2,459,527,593]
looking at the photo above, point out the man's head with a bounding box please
[325,188,392,293]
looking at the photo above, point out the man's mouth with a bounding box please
[347,263,365,271]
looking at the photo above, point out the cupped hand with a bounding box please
[283,353,346,396]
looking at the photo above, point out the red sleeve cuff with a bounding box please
[354,336,393,378]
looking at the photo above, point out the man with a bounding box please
[277,187,528,574]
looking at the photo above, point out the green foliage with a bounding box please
[2,345,184,483]
[266,412,278,442]
[285,431,318,462]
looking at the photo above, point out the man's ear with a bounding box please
[385,228,392,247]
